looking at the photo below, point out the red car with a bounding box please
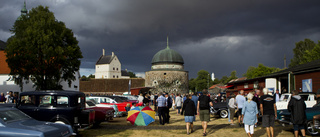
[88,96,131,115]
[85,100,115,126]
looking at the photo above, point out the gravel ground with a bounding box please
[77,109,312,137]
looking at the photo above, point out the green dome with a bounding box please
[151,46,184,64]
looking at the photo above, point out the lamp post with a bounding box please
[207,74,210,92]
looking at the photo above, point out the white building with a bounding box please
[95,49,130,79]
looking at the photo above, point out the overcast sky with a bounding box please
[1,0,320,79]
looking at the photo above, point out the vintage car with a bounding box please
[88,96,131,116]
[116,95,138,104]
[276,93,316,110]
[0,105,73,137]
[17,90,95,133]
[278,101,320,135]
[85,100,114,126]
[86,98,122,117]
[210,102,229,118]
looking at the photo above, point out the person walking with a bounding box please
[154,93,159,116]
[260,88,277,137]
[242,93,259,137]
[228,93,237,125]
[181,95,197,135]
[150,94,154,106]
[156,92,167,125]
[5,91,13,103]
[175,93,183,115]
[191,92,199,121]
[197,91,213,136]
[288,90,307,137]
[143,94,150,106]
[165,93,173,124]
[236,90,246,127]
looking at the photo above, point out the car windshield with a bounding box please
[0,110,30,123]
[280,94,290,102]
[86,101,96,106]
[108,97,124,103]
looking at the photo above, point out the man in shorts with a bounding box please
[260,88,277,137]
[236,90,246,127]
[197,91,213,136]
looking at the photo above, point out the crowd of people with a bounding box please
[130,87,310,137]
[0,91,18,103]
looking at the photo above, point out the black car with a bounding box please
[17,90,95,133]
[210,102,229,118]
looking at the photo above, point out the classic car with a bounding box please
[278,101,320,135]
[86,98,122,117]
[88,96,131,116]
[210,102,229,118]
[85,100,114,126]
[17,90,95,134]
[116,95,138,104]
[0,105,73,137]
[276,93,316,110]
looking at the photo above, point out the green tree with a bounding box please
[243,64,280,79]
[128,71,137,78]
[5,6,82,90]
[289,39,316,67]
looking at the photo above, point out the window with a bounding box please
[254,81,259,89]
[20,95,36,106]
[117,75,119,78]
[39,95,54,107]
[164,73,166,75]
[57,96,69,106]
[244,83,248,88]
[113,67,115,70]
[113,75,115,78]
[116,68,118,71]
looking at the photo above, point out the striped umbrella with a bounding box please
[127,106,155,126]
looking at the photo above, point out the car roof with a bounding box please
[20,90,85,96]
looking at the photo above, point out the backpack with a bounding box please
[199,95,210,109]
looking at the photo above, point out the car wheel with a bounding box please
[306,120,319,135]
[219,109,228,118]
[54,118,70,125]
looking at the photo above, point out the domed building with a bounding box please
[145,38,189,94]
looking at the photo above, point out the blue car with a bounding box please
[0,105,73,137]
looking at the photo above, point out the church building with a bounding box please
[145,37,189,94]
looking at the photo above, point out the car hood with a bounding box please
[6,119,73,137]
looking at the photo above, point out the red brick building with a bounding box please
[226,59,320,96]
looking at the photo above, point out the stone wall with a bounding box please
[80,78,145,94]
[145,70,189,94]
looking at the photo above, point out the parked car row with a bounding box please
[0,90,137,137]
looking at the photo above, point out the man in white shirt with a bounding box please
[236,90,246,127]
[138,93,144,103]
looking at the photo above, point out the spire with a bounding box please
[166,36,170,49]
[21,0,27,15]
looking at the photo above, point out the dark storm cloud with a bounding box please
[1,0,320,78]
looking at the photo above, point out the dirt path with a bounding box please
[78,109,310,137]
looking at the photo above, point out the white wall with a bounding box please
[0,71,80,92]
[265,78,277,94]
[95,55,122,79]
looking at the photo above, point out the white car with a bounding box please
[276,93,317,110]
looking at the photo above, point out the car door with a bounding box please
[18,95,38,118]
[36,95,57,121]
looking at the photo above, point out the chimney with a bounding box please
[102,49,105,56]
[112,52,114,56]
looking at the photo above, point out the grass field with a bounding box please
[77,109,311,137]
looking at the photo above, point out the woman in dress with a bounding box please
[242,93,259,137]
[181,94,196,135]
